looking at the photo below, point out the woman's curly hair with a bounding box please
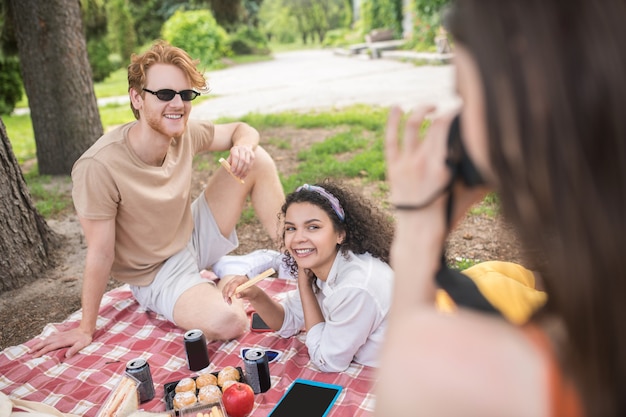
[279,179,394,279]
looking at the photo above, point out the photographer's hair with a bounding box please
[127,40,208,119]
[447,1,626,415]
[279,179,394,279]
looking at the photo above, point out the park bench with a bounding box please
[336,28,406,59]
[365,28,406,58]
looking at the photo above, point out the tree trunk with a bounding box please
[208,0,242,27]
[0,117,59,293]
[9,0,103,175]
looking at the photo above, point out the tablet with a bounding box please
[268,379,342,417]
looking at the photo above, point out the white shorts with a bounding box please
[130,194,238,323]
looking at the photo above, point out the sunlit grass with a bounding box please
[4,95,499,223]
[3,113,35,163]
[22,168,73,218]
[450,257,481,271]
[233,104,388,132]
[94,67,129,98]
[469,192,500,217]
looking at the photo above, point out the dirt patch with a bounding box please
[0,126,524,349]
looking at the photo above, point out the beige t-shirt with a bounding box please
[71,120,215,286]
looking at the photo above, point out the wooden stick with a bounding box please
[219,157,245,184]
[235,268,275,294]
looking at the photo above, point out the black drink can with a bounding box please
[184,329,210,371]
[125,358,155,403]
[243,348,271,394]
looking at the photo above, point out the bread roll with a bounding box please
[197,385,222,404]
[172,391,197,409]
[175,377,196,393]
[220,380,237,392]
[196,373,218,388]
[217,366,240,387]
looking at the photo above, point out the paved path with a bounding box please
[191,49,459,120]
[13,49,458,119]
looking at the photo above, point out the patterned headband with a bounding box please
[296,184,345,222]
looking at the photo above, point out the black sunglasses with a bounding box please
[142,88,200,102]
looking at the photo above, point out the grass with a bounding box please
[234,104,388,132]
[222,105,390,193]
[450,256,481,271]
[22,170,73,217]
[94,68,129,99]
[5,57,498,222]
[5,103,501,221]
[3,114,35,162]
[469,192,500,217]
[4,102,502,223]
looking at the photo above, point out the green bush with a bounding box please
[106,0,137,64]
[360,0,402,36]
[162,9,231,69]
[322,28,350,47]
[258,0,298,44]
[409,0,450,50]
[87,37,116,82]
[228,25,270,56]
[0,54,23,115]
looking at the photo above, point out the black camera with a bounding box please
[435,115,499,316]
[446,114,485,187]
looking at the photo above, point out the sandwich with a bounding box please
[97,375,140,417]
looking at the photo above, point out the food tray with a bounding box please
[179,400,227,417]
[163,367,245,413]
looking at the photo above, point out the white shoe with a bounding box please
[212,249,287,279]
[212,250,297,280]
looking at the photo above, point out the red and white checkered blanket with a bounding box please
[0,278,377,416]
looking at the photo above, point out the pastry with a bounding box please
[196,373,218,388]
[220,380,237,392]
[175,377,196,393]
[172,391,197,409]
[197,384,222,404]
[217,366,240,387]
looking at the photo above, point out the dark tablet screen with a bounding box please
[268,379,342,417]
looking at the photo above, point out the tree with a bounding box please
[273,0,348,44]
[106,0,137,64]
[207,0,242,28]
[8,0,103,176]
[361,0,402,35]
[0,117,58,292]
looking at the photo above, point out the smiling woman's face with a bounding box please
[283,202,345,281]
[454,45,494,185]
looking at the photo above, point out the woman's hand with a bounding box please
[385,105,452,227]
[220,274,260,304]
[385,106,489,233]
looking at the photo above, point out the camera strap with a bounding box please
[434,116,501,316]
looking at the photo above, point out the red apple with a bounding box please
[222,382,255,417]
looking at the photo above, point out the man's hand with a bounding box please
[29,327,93,358]
[227,144,255,179]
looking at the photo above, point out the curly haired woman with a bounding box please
[221,179,394,372]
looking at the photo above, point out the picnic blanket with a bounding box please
[0,278,377,416]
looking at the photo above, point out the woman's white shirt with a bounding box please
[278,251,393,372]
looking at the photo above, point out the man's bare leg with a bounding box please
[173,277,248,340]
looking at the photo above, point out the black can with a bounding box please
[243,348,271,394]
[184,329,210,371]
[125,358,155,403]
